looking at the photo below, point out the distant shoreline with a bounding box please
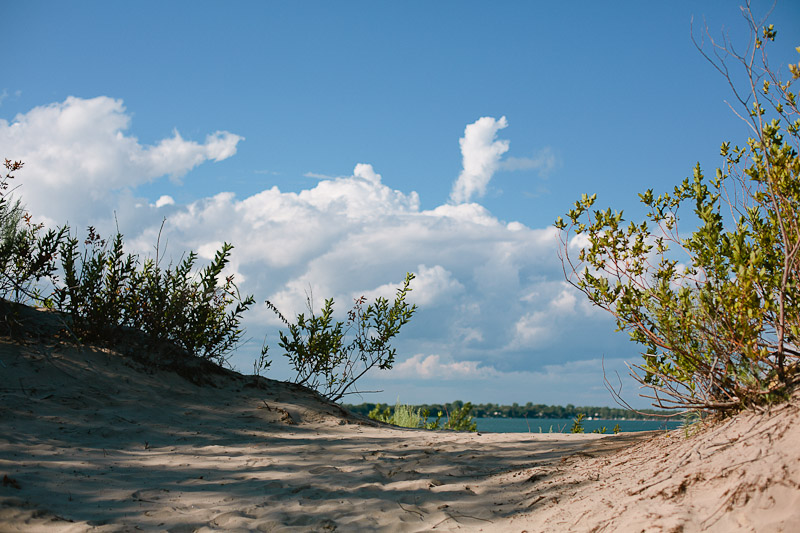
[344,401,680,422]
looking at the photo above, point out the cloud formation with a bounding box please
[391,353,497,380]
[138,163,621,382]
[449,116,510,204]
[0,96,243,226]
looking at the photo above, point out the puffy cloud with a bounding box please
[513,311,552,347]
[0,96,242,226]
[408,265,464,306]
[154,195,175,208]
[550,286,577,313]
[357,265,464,308]
[119,162,584,371]
[510,282,586,350]
[448,117,558,205]
[158,167,614,377]
[390,353,496,380]
[449,116,510,204]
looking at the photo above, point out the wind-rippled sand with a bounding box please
[1,308,798,532]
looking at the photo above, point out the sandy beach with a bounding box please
[1,307,799,532]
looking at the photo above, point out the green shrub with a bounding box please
[556,12,800,412]
[0,160,65,304]
[265,272,417,402]
[432,402,478,432]
[57,228,137,337]
[368,400,478,432]
[368,403,394,424]
[128,241,254,363]
[368,401,425,428]
[392,402,425,428]
[570,413,586,433]
[0,160,254,367]
[56,226,253,365]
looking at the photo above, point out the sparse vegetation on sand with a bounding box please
[2,306,799,532]
[367,400,478,431]
[264,273,417,402]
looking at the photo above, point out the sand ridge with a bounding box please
[1,306,798,532]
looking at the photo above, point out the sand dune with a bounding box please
[1,306,798,532]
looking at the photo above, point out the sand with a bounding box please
[1,306,799,532]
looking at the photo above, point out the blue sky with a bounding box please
[3,1,799,407]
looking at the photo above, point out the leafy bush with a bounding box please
[368,401,426,428]
[556,12,800,412]
[570,413,586,433]
[0,160,65,304]
[392,404,424,428]
[429,402,478,432]
[128,241,254,363]
[57,228,137,337]
[368,400,478,432]
[265,272,417,402]
[57,226,254,364]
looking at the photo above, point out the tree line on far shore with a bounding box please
[344,401,676,420]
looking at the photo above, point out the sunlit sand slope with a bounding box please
[1,307,797,532]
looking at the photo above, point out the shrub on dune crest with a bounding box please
[56,225,254,365]
[0,160,65,306]
[0,157,412,395]
[0,159,255,365]
[556,7,800,412]
[264,273,417,402]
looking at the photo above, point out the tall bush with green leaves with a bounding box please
[265,272,417,402]
[0,160,65,304]
[128,243,254,362]
[58,228,137,336]
[555,10,799,412]
[57,226,254,365]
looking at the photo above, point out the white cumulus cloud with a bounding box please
[449,116,510,204]
[154,195,175,208]
[369,356,649,407]
[0,96,243,226]
[357,264,464,308]
[390,353,496,380]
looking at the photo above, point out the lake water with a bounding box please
[475,417,682,434]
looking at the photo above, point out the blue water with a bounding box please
[475,417,682,434]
